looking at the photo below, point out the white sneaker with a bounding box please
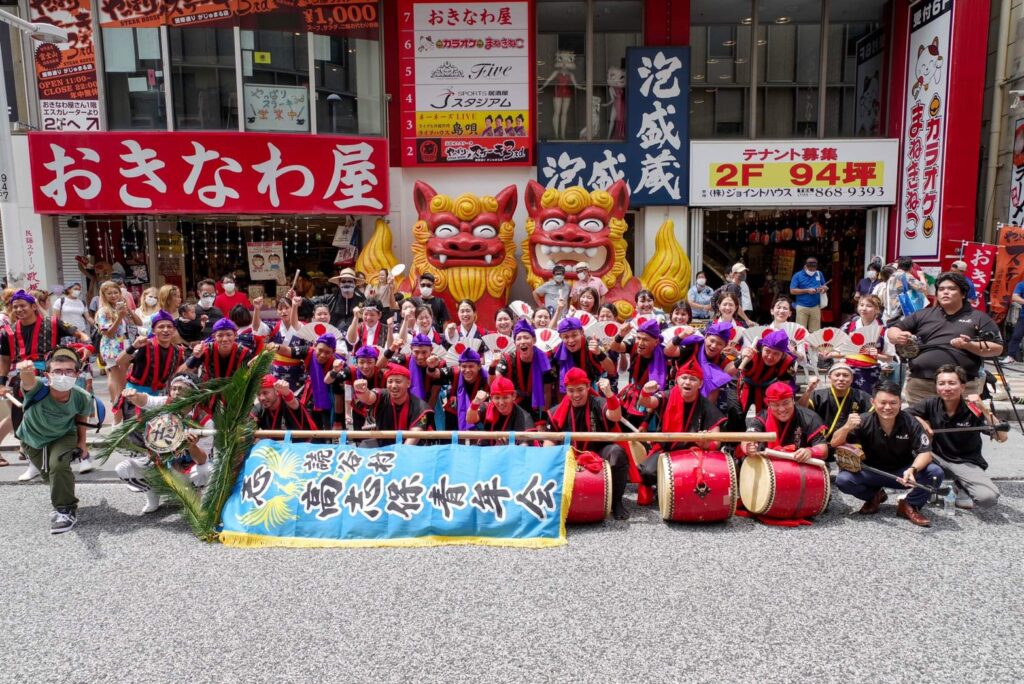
[1002,356,1017,364]
[142,490,161,514]
[18,462,40,482]
[954,483,975,510]
[78,457,97,474]
[190,461,212,488]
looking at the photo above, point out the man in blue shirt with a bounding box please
[789,257,827,332]
[1003,280,1024,362]
[950,260,979,307]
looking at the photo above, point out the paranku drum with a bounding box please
[657,449,737,522]
[739,454,830,519]
[566,456,612,524]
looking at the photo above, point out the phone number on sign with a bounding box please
[709,161,884,188]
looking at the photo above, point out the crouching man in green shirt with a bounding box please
[15,348,93,534]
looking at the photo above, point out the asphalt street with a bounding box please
[2,434,1024,682]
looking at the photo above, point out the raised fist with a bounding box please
[597,377,612,397]
[427,354,440,369]
[845,412,861,430]
[474,389,488,404]
[353,378,368,394]
[588,338,599,354]
[274,380,290,394]
[252,297,263,309]
[132,335,148,349]
[192,343,206,359]
[642,380,660,395]
[16,359,35,372]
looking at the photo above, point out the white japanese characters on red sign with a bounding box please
[28,131,389,214]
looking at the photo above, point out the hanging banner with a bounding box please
[854,29,884,137]
[28,131,389,215]
[29,0,100,131]
[219,439,573,548]
[897,0,953,258]
[397,0,534,166]
[537,46,689,206]
[1009,118,1024,226]
[98,0,378,33]
[960,241,998,303]
[247,241,287,284]
[689,139,899,207]
[989,225,1024,323]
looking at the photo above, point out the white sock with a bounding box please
[142,490,161,514]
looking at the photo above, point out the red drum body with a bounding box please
[567,456,612,524]
[657,449,737,523]
[739,454,830,519]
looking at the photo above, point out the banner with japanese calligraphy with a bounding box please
[897,0,953,258]
[28,131,388,215]
[989,226,1024,323]
[854,29,884,137]
[397,0,534,166]
[98,0,379,35]
[218,439,574,548]
[1009,119,1024,226]
[537,47,689,206]
[688,139,899,207]
[960,241,997,305]
[29,0,100,131]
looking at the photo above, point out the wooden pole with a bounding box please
[190,429,775,443]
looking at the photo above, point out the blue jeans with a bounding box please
[836,462,944,508]
[1007,315,1024,359]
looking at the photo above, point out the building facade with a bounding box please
[2,0,992,325]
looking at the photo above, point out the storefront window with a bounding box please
[240,28,309,132]
[169,27,237,130]
[313,34,383,135]
[690,0,752,138]
[824,1,887,137]
[757,0,821,137]
[103,28,166,130]
[536,0,641,141]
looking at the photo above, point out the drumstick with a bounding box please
[757,447,826,468]
[1,393,22,408]
[290,269,301,293]
[856,462,937,494]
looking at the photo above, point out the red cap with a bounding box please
[384,363,411,380]
[564,367,590,387]
[765,381,794,402]
[675,359,703,381]
[490,376,516,396]
[260,374,277,389]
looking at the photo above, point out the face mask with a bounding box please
[805,267,817,275]
[69,290,81,299]
[199,295,215,308]
[420,286,433,296]
[554,275,564,283]
[867,270,878,280]
[340,285,355,294]
[49,374,76,392]
[145,296,158,307]
[696,278,707,286]
[223,283,236,294]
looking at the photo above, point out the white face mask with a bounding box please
[696,278,706,286]
[199,295,215,308]
[553,275,564,284]
[145,296,158,307]
[49,374,76,392]
[223,283,236,294]
[69,289,81,299]
[420,285,433,296]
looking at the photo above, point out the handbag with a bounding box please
[897,274,923,316]
[817,273,828,307]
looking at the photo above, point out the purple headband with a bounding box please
[10,290,35,305]
[704,321,733,341]
[513,318,536,338]
[211,318,237,333]
[410,333,434,347]
[761,329,790,353]
[557,317,583,334]
[637,319,663,340]
[151,310,175,326]
[355,346,379,359]
[315,333,337,349]
[458,348,481,365]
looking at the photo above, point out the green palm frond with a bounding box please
[145,466,215,540]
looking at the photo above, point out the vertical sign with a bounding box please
[897,0,952,258]
[29,0,100,131]
[1009,118,1024,226]
[854,29,883,137]
[989,226,1024,322]
[960,241,998,307]
[397,0,533,165]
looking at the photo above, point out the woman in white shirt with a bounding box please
[52,283,92,335]
[134,287,161,336]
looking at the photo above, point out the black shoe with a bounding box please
[50,507,77,535]
[612,501,630,520]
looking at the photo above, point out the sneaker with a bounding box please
[1002,356,1018,364]
[78,457,97,474]
[142,490,161,514]
[50,507,77,534]
[50,505,78,523]
[18,462,40,482]
[954,483,974,510]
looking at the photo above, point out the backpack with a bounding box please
[23,384,106,432]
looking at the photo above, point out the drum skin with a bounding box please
[657,449,737,523]
[566,459,612,524]
[739,454,830,519]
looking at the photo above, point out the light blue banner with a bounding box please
[219,438,574,548]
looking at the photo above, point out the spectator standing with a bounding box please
[789,257,827,332]
[688,271,714,320]
[214,274,252,313]
[533,264,570,312]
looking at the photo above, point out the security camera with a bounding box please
[1011,90,1024,110]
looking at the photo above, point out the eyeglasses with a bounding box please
[49,369,79,377]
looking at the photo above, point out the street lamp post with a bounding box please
[0,9,66,288]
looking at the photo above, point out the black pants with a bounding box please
[594,443,628,506]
